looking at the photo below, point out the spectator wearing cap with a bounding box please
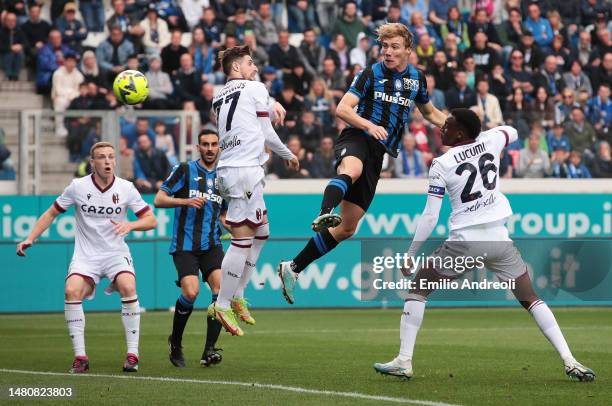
[331,1,366,50]
[517,131,551,178]
[0,12,27,81]
[299,28,325,77]
[445,71,477,110]
[262,65,283,97]
[566,107,598,157]
[55,2,88,54]
[253,1,279,51]
[587,84,612,136]
[535,55,566,99]
[96,26,134,82]
[161,29,188,75]
[287,0,316,33]
[79,0,105,32]
[172,53,202,103]
[223,8,253,43]
[141,4,170,56]
[592,141,612,178]
[563,60,592,99]
[268,29,300,74]
[36,30,74,94]
[144,54,174,109]
[525,2,553,51]
[52,53,84,137]
[21,4,51,69]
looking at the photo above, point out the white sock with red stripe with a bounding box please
[121,295,140,356]
[399,294,426,363]
[235,224,269,299]
[217,237,254,308]
[528,299,573,362]
[65,301,86,357]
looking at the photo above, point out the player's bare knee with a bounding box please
[182,287,199,302]
[337,159,362,183]
[64,285,84,301]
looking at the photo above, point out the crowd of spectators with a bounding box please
[1,0,612,186]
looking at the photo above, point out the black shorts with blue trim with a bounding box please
[172,245,224,286]
[334,127,387,211]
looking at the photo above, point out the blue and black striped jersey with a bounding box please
[348,62,429,157]
[161,160,226,253]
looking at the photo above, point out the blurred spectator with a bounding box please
[118,136,134,181]
[317,0,338,34]
[269,135,312,178]
[558,1,581,27]
[445,71,477,110]
[321,57,345,99]
[565,107,597,157]
[468,8,501,51]
[161,29,188,75]
[382,4,408,26]
[285,62,311,96]
[36,30,74,94]
[195,82,214,123]
[505,87,531,138]
[244,31,268,72]
[464,31,499,75]
[564,151,592,178]
[591,141,612,177]
[535,55,565,99]
[96,26,134,83]
[278,84,304,119]
[428,0,457,26]
[592,28,612,61]
[181,0,208,30]
[574,31,594,68]
[394,133,426,178]
[154,121,177,165]
[581,0,609,28]
[123,117,155,147]
[253,1,278,51]
[262,65,282,97]
[563,60,592,99]
[547,122,571,153]
[52,53,84,137]
[295,110,322,152]
[518,31,545,73]
[498,7,525,50]
[476,78,502,129]
[55,2,88,54]
[189,26,215,82]
[415,33,435,71]
[287,0,316,33]
[305,78,336,132]
[0,11,26,81]
[507,49,534,95]
[144,54,174,109]
[141,4,170,56]
[587,84,612,137]
[196,7,222,48]
[525,2,553,50]
[489,63,512,110]
[590,52,612,92]
[223,8,253,43]
[156,0,188,32]
[21,4,51,69]
[549,35,571,69]
[79,50,106,89]
[440,6,470,51]
[462,56,477,89]
[517,131,551,177]
[350,32,370,69]
[409,110,441,164]
[106,0,144,49]
[268,29,300,74]
[299,28,325,77]
[172,53,202,103]
[429,50,454,92]
[327,33,351,74]
[310,135,336,178]
[79,0,105,33]
[555,88,581,125]
[425,74,446,110]
[133,133,171,193]
[331,1,366,49]
[443,32,462,68]
[410,11,442,49]
[532,86,555,129]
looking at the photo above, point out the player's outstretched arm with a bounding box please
[153,189,205,209]
[16,205,62,256]
[417,101,447,129]
[336,92,388,140]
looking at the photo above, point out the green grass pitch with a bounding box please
[0,308,610,405]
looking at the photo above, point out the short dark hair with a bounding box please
[451,108,481,140]
[198,129,218,143]
[218,45,251,75]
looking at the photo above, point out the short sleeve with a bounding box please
[160,163,185,195]
[54,180,76,212]
[414,70,430,105]
[251,82,271,117]
[127,183,151,217]
[427,159,446,198]
[348,67,371,98]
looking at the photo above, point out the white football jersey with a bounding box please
[54,174,150,259]
[214,79,271,168]
[427,126,518,230]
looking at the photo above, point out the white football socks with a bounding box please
[65,301,86,357]
[217,237,254,308]
[235,224,269,299]
[528,299,573,362]
[399,295,427,363]
[121,295,140,356]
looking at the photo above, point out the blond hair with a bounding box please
[90,142,115,158]
[377,23,414,49]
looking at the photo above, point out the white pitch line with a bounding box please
[0,368,460,406]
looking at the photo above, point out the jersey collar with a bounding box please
[91,173,115,193]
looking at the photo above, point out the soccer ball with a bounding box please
[113,70,149,105]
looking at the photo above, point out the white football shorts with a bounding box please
[217,166,267,227]
[66,254,136,300]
